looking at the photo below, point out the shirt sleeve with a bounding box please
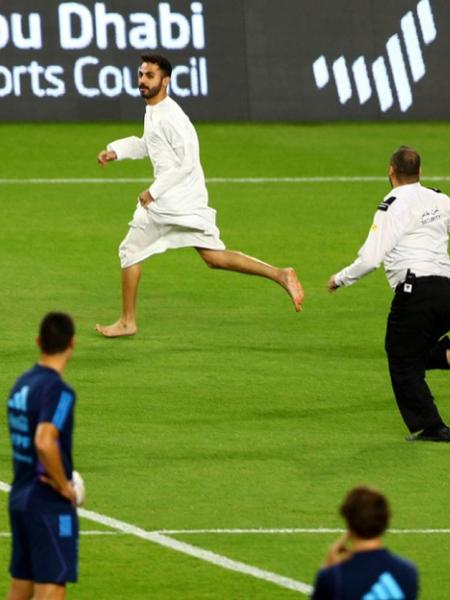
[149,119,196,200]
[445,196,450,233]
[107,136,147,161]
[334,204,410,287]
[39,381,75,432]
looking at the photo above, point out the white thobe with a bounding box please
[108,96,225,267]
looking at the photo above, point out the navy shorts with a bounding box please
[9,509,78,584]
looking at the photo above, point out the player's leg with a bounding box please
[28,512,78,599]
[7,511,34,600]
[5,579,33,600]
[196,248,304,312]
[95,264,141,337]
[34,584,66,600]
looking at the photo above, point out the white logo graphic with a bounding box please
[312,0,436,112]
[0,2,208,100]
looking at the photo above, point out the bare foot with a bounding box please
[281,268,304,312]
[95,320,137,338]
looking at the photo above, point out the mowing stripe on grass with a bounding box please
[1,176,450,184]
[155,527,450,535]
[0,481,312,595]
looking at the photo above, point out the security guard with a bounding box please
[328,146,450,442]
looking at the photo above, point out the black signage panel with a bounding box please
[0,0,448,121]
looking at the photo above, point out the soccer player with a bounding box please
[6,313,81,600]
[95,53,303,337]
[312,486,418,599]
[328,147,450,442]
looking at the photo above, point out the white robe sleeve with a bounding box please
[335,205,410,287]
[149,120,195,200]
[107,136,147,161]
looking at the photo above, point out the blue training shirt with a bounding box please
[312,549,418,600]
[7,364,76,512]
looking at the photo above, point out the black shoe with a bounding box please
[406,425,450,442]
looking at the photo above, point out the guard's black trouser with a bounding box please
[385,275,450,433]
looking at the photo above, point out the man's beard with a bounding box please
[139,82,163,99]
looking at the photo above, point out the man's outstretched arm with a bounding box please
[98,135,148,166]
[327,202,408,292]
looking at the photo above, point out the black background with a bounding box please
[0,0,449,121]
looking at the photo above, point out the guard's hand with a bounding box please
[97,149,117,167]
[327,275,340,293]
[139,190,154,208]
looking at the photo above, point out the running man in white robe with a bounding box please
[96,54,303,337]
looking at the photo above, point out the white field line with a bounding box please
[78,507,313,595]
[0,176,450,184]
[155,527,450,535]
[0,481,312,595]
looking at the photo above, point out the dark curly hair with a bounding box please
[340,486,390,539]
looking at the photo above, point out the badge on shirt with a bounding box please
[377,196,397,212]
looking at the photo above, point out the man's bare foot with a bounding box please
[281,268,304,312]
[95,320,137,338]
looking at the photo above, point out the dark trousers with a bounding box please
[385,276,450,432]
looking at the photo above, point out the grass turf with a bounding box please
[1,122,450,597]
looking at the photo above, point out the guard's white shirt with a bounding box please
[107,96,217,233]
[335,182,450,289]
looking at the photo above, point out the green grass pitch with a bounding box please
[1,121,450,598]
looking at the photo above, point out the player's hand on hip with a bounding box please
[97,149,117,167]
[327,275,340,293]
[60,481,77,507]
[139,189,154,208]
[40,475,77,507]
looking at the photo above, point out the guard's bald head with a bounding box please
[389,146,421,183]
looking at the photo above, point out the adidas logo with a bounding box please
[362,571,405,600]
[312,0,436,113]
